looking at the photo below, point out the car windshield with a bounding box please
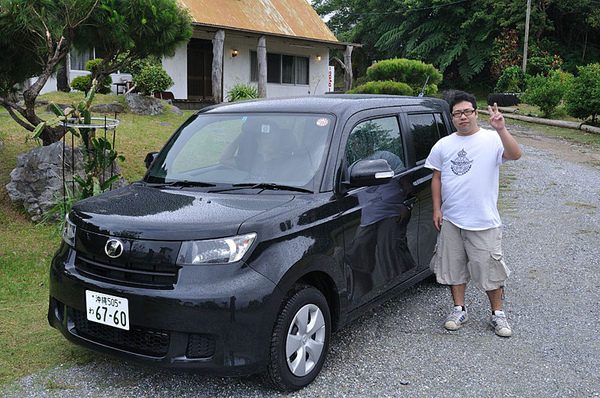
[145,113,333,191]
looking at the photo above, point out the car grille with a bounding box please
[187,334,216,358]
[71,308,170,357]
[75,254,180,289]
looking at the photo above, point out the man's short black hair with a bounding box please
[443,90,477,112]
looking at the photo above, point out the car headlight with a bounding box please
[62,214,76,247]
[177,233,257,265]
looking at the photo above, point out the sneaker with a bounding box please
[444,306,468,330]
[490,310,512,337]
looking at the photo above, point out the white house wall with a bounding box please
[161,45,188,99]
[220,35,332,100]
[35,36,333,100]
[163,33,332,101]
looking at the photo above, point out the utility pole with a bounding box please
[523,0,532,73]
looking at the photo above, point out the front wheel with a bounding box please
[265,285,331,391]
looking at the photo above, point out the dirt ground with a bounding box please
[485,118,600,165]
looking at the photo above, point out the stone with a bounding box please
[5,142,128,223]
[171,105,184,116]
[125,93,164,116]
[90,103,125,114]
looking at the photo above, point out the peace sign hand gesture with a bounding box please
[487,102,506,132]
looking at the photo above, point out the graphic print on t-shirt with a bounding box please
[450,148,473,176]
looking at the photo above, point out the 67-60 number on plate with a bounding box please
[85,290,130,330]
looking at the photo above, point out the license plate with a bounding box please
[85,290,129,331]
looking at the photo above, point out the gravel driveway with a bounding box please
[3,120,600,398]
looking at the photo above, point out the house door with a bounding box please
[187,39,213,100]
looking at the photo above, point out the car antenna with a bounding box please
[418,75,430,97]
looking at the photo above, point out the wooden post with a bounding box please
[257,36,267,98]
[212,29,225,103]
[343,45,353,92]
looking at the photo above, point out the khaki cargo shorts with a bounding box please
[430,221,510,291]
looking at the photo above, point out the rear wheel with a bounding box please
[266,285,331,391]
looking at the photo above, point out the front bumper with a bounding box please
[48,243,282,376]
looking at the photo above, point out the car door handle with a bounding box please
[404,197,418,208]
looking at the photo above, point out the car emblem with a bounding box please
[105,239,124,259]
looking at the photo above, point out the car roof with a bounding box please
[196,95,450,118]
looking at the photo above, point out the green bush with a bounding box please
[70,74,112,94]
[69,59,112,94]
[564,63,600,124]
[494,65,528,93]
[123,57,158,76]
[365,58,441,96]
[132,64,174,95]
[70,75,92,92]
[347,80,413,96]
[520,70,571,117]
[526,53,563,77]
[227,83,259,102]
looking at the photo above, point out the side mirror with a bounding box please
[144,152,158,169]
[347,158,394,187]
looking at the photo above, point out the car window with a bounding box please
[345,116,405,172]
[409,113,443,164]
[146,113,333,188]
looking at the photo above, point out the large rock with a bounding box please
[125,93,164,116]
[6,142,127,222]
[90,103,125,114]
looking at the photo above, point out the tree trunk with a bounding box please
[343,45,354,92]
[57,57,71,92]
[212,30,225,103]
[257,36,267,98]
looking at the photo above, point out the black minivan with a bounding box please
[48,95,453,391]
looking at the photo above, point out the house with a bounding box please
[39,0,356,106]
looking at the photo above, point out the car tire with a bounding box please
[265,284,331,391]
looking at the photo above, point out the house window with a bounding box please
[69,48,107,71]
[251,51,309,85]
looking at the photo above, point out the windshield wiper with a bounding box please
[146,180,217,188]
[211,182,313,194]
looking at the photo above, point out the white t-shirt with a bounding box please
[425,128,505,230]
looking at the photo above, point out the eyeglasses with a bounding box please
[451,109,476,118]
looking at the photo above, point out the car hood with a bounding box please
[70,183,295,240]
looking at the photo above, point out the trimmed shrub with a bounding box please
[347,80,413,96]
[132,64,174,95]
[565,63,600,124]
[365,58,441,96]
[71,75,92,92]
[70,75,112,94]
[70,58,112,94]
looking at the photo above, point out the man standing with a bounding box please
[425,91,521,337]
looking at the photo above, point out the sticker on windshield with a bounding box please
[316,118,329,127]
[261,124,270,134]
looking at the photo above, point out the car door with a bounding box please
[336,112,420,311]
[402,111,449,268]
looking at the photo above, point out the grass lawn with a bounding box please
[0,92,598,385]
[0,91,192,385]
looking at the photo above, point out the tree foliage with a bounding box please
[564,63,600,124]
[520,70,572,117]
[0,0,192,145]
[312,0,600,87]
